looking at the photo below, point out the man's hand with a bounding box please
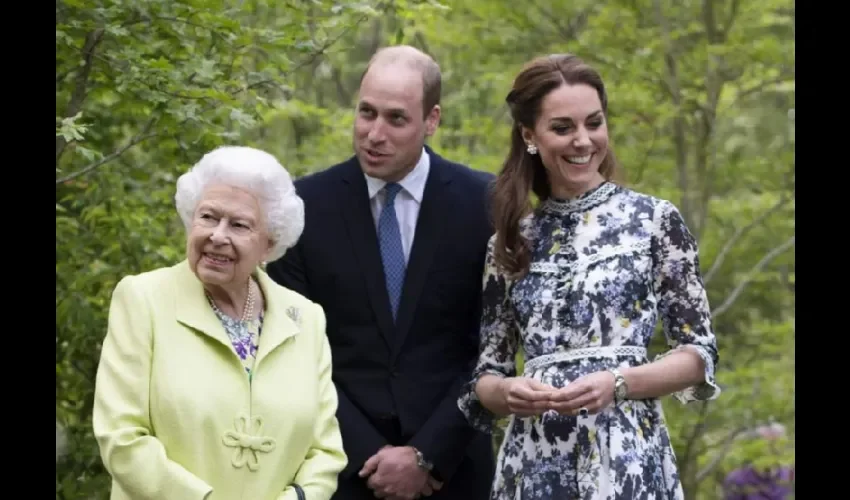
[358,446,430,499]
[419,475,443,497]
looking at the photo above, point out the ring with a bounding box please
[578,407,589,417]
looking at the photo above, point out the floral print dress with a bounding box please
[458,182,721,500]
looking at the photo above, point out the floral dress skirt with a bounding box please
[491,347,684,500]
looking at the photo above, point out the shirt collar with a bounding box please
[365,148,430,203]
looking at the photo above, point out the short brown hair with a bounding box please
[360,45,441,116]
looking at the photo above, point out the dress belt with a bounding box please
[523,346,648,375]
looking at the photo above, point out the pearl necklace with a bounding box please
[206,278,255,323]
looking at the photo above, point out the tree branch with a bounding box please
[712,235,796,319]
[56,28,106,165]
[626,118,659,185]
[704,196,791,284]
[692,377,782,484]
[55,116,159,185]
[532,2,594,42]
[696,426,749,482]
[653,0,691,225]
[294,14,371,70]
[697,406,796,484]
[680,400,711,481]
[230,15,369,99]
[720,0,741,37]
[724,74,795,112]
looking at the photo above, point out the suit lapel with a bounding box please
[391,152,452,361]
[339,159,396,348]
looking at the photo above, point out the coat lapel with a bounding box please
[253,269,301,367]
[339,159,396,348]
[174,261,234,350]
[391,152,452,361]
[174,261,300,368]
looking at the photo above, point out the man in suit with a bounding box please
[267,45,496,500]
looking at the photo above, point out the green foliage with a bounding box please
[56,1,385,497]
[56,0,794,498]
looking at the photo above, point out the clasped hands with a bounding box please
[500,370,617,417]
[358,445,443,500]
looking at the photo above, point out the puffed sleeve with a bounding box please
[457,235,520,433]
[278,302,347,500]
[650,200,721,403]
[92,276,213,499]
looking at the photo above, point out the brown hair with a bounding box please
[491,54,620,278]
[360,45,441,117]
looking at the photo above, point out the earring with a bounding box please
[526,143,538,155]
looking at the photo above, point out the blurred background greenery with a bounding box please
[56,0,794,498]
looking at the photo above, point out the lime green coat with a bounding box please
[93,260,347,499]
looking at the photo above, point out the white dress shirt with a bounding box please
[364,148,430,264]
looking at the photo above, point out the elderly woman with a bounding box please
[458,54,721,499]
[92,146,347,500]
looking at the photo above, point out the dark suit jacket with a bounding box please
[267,146,496,499]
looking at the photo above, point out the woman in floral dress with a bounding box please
[458,54,721,499]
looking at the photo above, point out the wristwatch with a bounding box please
[609,368,628,404]
[412,447,434,471]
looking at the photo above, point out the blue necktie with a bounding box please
[378,183,406,320]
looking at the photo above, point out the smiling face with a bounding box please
[186,184,272,290]
[522,83,609,198]
[353,63,440,182]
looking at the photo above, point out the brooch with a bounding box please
[285,306,301,325]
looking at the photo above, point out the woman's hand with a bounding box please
[547,371,616,416]
[499,377,556,417]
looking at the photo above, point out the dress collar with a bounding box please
[540,181,619,216]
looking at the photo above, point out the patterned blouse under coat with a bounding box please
[209,297,263,381]
[458,181,721,500]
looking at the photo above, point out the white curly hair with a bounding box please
[174,146,304,262]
